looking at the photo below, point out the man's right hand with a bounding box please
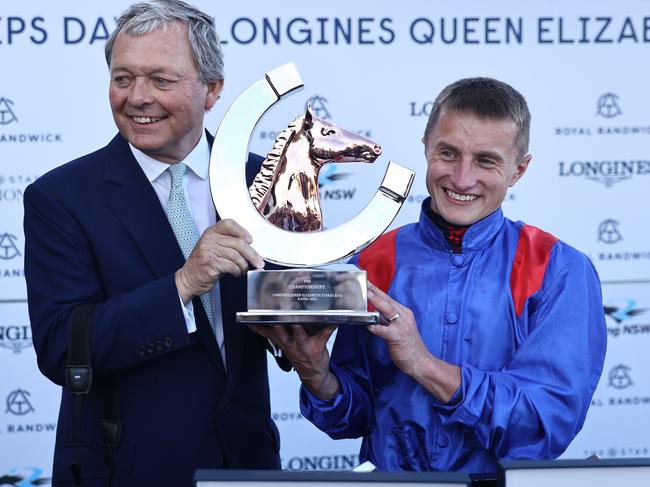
[249,324,340,401]
[175,219,264,304]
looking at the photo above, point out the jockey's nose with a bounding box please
[373,144,382,155]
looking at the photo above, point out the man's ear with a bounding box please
[204,79,224,111]
[509,154,532,187]
[422,136,430,159]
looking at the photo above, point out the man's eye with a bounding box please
[154,78,171,87]
[113,76,130,86]
[439,150,456,161]
[477,158,495,166]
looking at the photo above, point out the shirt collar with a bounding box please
[417,196,504,252]
[130,130,210,183]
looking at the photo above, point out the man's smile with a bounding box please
[445,188,478,202]
[130,115,163,124]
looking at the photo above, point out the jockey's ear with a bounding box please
[304,104,314,130]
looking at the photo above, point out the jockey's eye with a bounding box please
[320,128,336,136]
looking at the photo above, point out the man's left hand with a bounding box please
[367,282,461,403]
[366,282,432,377]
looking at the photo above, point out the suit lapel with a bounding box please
[103,134,226,378]
[103,134,183,279]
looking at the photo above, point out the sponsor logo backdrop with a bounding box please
[1,0,648,478]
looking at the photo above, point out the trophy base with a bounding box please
[237,310,379,325]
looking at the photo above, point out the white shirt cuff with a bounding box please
[178,294,197,334]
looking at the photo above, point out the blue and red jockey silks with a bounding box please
[300,200,607,473]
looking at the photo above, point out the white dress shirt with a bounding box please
[130,131,226,363]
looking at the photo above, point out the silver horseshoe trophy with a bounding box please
[209,63,414,325]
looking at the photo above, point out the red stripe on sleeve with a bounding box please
[510,224,558,317]
[358,227,399,301]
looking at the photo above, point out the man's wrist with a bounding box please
[408,348,434,381]
[175,269,193,305]
[300,369,340,401]
[410,352,462,404]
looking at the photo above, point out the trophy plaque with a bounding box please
[245,267,373,324]
[209,63,414,325]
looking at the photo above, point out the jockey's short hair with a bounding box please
[424,77,530,158]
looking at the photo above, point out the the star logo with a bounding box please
[596,93,622,119]
[604,299,648,324]
[306,96,331,120]
[5,389,35,415]
[0,97,18,125]
[597,218,622,244]
[0,233,21,260]
[608,364,633,389]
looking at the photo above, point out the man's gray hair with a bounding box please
[424,77,531,158]
[105,0,224,84]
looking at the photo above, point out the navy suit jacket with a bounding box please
[23,133,281,486]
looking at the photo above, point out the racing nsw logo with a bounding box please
[0,98,18,125]
[318,164,350,187]
[604,299,647,324]
[5,389,35,416]
[0,467,50,486]
[596,93,622,119]
[597,219,623,245]
[604,298,650,338]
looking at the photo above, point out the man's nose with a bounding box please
[450,158,477,190]
[128,77,154,106]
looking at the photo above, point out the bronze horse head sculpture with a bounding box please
[249,105,382,232]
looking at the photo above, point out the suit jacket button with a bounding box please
[164,337,173,348]
[138,347,147,357]
[156,340,164,351]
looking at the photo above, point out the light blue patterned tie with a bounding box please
[166,163,216,336]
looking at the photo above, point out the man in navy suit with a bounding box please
[23,1,281,485]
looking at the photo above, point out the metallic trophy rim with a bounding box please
[209,62,415,325]
[209,62,415,268]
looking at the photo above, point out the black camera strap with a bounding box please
[66,303,95,487]
[65,303,122,487]
[66,304,95,394]
[101,374,121,486]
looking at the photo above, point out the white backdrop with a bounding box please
[1,0,649,482]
